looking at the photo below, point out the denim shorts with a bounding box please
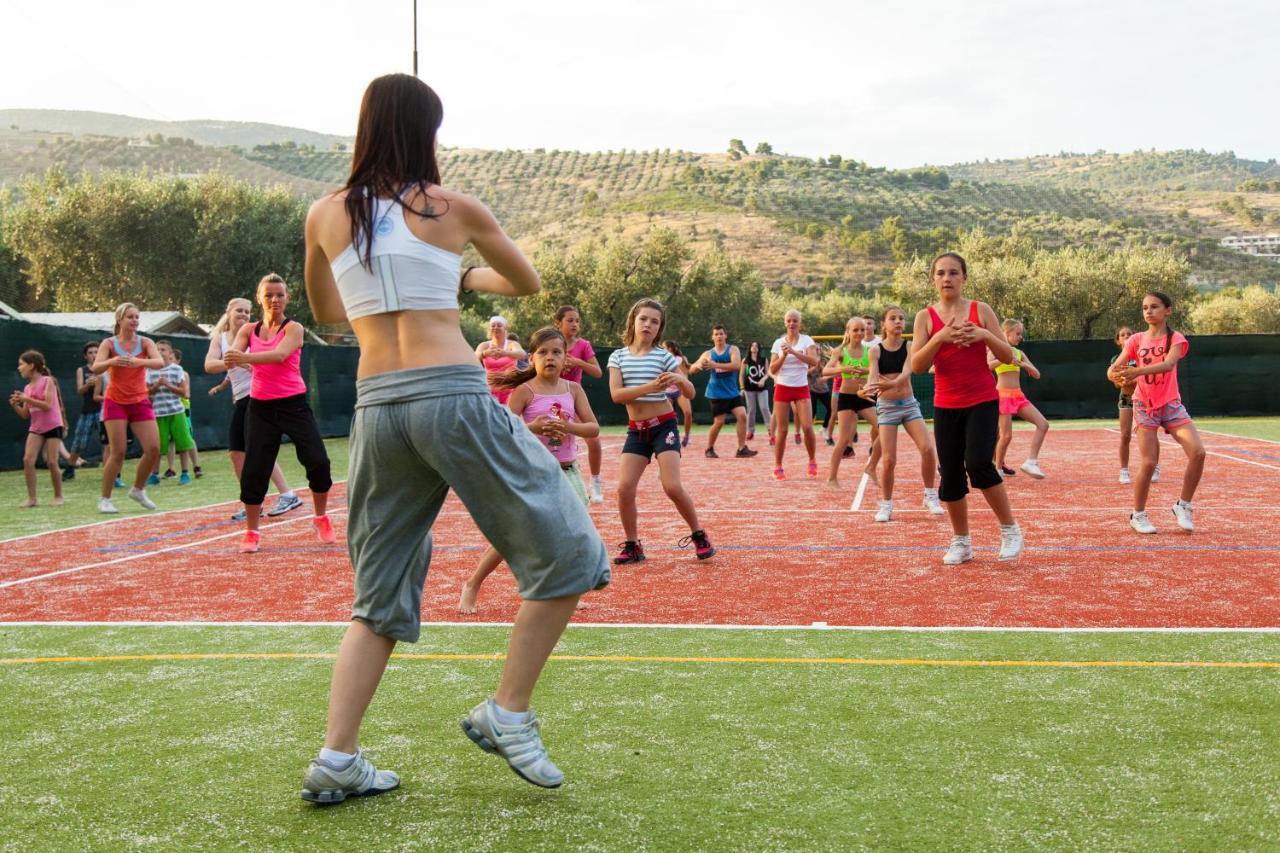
[875,396,924,426]
[1134,398,1192,433]
[622,415,681,460]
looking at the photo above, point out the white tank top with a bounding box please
[329,194,462,321]
[222,332,253,401]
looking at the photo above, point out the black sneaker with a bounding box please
[999,465,1017,477]
[193,466,203,479]
[614,540,646,564]
[679,530,716,560]
[704,448,719,458]
[735,446,758,458]
[61,466,75,481]
[842,445,854,458]
[163,468,177,479]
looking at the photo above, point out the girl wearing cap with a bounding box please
[475,315,526,405]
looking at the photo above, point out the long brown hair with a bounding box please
[343,74,447,269]
[492,327,567,390]
[622,298,667,347]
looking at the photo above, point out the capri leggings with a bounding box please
[239,393,331,506]
[744,389,771,431]
[932,399,1002,502]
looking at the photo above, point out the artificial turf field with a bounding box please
[2,419,1278,849]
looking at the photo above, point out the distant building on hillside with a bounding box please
[1220,234,1280,262]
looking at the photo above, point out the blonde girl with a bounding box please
[989,319,1050,479]
[821,317,881,489]
[9,350,65,507]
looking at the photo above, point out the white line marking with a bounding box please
[1105,428,1280,473]
[0,510,349,590]
[1199,428,1280,446]
[0,620,1277,633]
[850,472,870,512]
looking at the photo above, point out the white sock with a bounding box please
[492,701,533,725]
[1177,499,1192,508]
[951,534,972,543]
[318,747,355,768]
[924,488,938,497]
[591,475,601,485]
[282,490,295,499]
[1000,523,1020,532]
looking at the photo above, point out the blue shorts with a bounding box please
[623,415,682,460]
[1134,398,1192,433]
[875,396,924,427]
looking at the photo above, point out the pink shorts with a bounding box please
[774,384,811,404]
[101,397,155,423]
[998,389,1031,416]
[1134,398,1192,433]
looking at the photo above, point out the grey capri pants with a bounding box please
[744,388,771,431]
[347,364,611,642]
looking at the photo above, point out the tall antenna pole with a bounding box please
[412,0,419,76]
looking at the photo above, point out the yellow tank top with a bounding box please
[994,347,1024,375]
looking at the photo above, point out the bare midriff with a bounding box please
[349,309,476,379]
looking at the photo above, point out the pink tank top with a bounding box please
[928,301,998,409]
[523,386,576,464]
[26,374,64,433]
[483,351,519,404]
[248,320,307,400]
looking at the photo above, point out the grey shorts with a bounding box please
[875,396,925,427]
[347,364,611,642]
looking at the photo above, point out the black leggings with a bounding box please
[810,389,832,426]
[240,394,332,506]
[933,399,1002,502]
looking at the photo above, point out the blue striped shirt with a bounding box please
[608,346,679,403]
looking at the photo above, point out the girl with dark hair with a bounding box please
[1110,291,1204,533]
[303,74,610,800]
[910,253,1023,564]
[661,340,695,447]
[555,305,605,502]
[740,340,772,443]
[10,350,65,507]
[66,341,102,472]
[1108,325,1160,485]
[459,326,601,612]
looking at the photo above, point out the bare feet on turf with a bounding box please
[52,497,63,507]
[824,479,841,490]
[19,499,36,508]
[458,585,480,614]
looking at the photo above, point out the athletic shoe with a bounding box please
[127,487,156,511]
[998,465,1016,477]
[772,467,786,480]
[1130,511,1157,534]
[1020,459,1045,479]
[461,699,563,788]
[301,749,400,804]
[746,431,754,441]
[163,469,176,480]
[266,493,303,517]
[942,536,974,566]
[98,497,118,514]
[806,461,818,478]
[61,467,75,482]
[314,515,337,544]
[679,529,716,560]
[1118,468,1131,485]
[825,435,835,446]
[842,445,854,458]
[874,500,893,523]
[146,473,161,486]
[178,471,191,485]
[1172,501,1194,532]
[614,540,645,564]
[704,447,719,458]
[589,479,605,504]
[735,446,758,458]
[114,477,125,489]
[851,431,858,444]
[794,433,801,445]
[1151,465,1161,483]
[681,434,691,448]
[768,435,776,446]
[998,524,1025,561]
[230,509,247,522]
[193,466,203,479]
[923,489,945,516]
[238,530,261,553]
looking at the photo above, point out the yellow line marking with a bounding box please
[0,652,1276,669]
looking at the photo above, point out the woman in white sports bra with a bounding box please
[301,74,610,802]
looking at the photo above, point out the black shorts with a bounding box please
[36,426,64,440]
[229,395,250,453]
[837,391,874,413]
[709,395,745,417]
[933,398,1002,502]
[622,417,682,460]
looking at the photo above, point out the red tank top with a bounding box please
[927,301,998,409]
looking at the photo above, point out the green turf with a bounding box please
[1,625,1276,850]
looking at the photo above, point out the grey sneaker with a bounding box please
[230,509,247,522]
[266,493,303,517]
[461,699,564,788]
[300,749,400,804]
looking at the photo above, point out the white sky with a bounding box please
[2,0,1275,167]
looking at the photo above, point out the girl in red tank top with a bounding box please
[910,253,1023,565]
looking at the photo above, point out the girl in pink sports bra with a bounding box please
[475,315,526,404]
[458,326,600,613]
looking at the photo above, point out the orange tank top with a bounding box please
[105,336,150,405]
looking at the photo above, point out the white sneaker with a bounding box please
[98,497,118,514]
[874,500,893,523]
[461,698,564,788]
[300,749,400,804]
[589,479,604,504]
[127,487,156,511]
[1130,511,1157,534]
[998,524,1024,560]
[942,536,973,565]
[1171,502,1194,532]
[1020,459,1045,479]
[1118,468,1131,485]
[922,489,944,516]
[1151,465,1161,483]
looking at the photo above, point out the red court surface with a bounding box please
[2,429,1277,629]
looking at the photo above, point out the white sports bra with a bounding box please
[330,193,462,321]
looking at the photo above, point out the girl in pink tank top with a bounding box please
[910,252,1023,565]
[10,350,65,507]
[458,326,601,613]
[474,316,526,404]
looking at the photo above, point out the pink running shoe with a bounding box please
[679,529,716,560]
[238,530,261,553]
[806,461,818,478]
[314,515,337,544]
[772,467,786,480]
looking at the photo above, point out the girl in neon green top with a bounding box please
[821,317,882,488]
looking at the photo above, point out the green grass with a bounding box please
[1,625,1276,850]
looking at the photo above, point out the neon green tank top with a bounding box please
[840,345,869,384]
[994,347,1024,375]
